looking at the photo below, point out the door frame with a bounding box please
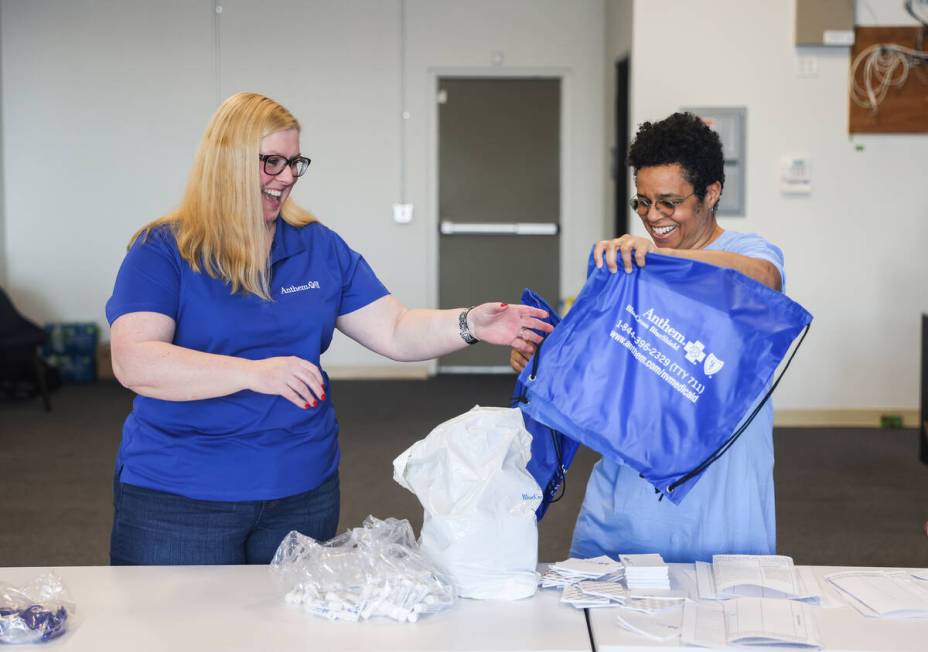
[427,68,569,374]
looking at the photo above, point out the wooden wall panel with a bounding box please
[849,26,928,133]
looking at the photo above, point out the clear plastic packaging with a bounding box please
[0,573,73,645]
[270,516,455,623]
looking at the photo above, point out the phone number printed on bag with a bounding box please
[623,305,725,381]
[610,320,701,404]
[614,320,672,367]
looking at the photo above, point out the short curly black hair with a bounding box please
[627,112,725,203]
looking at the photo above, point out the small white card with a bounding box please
[554,556,622,577]
[578,580,627,602]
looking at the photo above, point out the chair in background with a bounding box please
[0,286,52,411]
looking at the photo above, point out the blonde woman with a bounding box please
[106,92,551,565]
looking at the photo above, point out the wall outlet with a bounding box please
[393,203,414,224]
[880,414,904,429]
[798,56,818,78]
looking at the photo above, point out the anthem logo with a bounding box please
[685,340,725,376]
[704,353,725,377]
[628,304,725,378]
[684,340,706,364]
[280,281,320,295]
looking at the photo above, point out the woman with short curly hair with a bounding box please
[512,112,786,562]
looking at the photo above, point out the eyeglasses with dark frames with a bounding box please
[628,192,696,218]
[259,154,311,177]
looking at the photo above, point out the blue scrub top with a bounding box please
[105,218,389,501]
[570,231,786,562]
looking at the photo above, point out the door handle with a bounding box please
[439,221,559,236]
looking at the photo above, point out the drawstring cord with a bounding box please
[665,322,811,496]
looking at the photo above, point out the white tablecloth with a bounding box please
[0,565,590,652]
[5,563,928,651]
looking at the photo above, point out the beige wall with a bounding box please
[1,0,606,376]
[630,0,928,412]
[3,0,925,414]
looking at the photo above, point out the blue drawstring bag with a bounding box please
[519,253,811,504]
[510,288,580,520]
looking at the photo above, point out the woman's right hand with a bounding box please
[594,234,658,273]
[249,356,326,409]
[510,341,536,373]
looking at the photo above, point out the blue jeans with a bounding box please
[110,472,340,565]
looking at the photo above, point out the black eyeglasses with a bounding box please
[259,154,311,177]
[628,192,696,218]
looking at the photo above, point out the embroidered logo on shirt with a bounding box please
[280,281,320,295]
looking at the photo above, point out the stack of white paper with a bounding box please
[541,557,627,608]
[560,583,615,609]
[826,570,928,618]
[577,579,628,603]
[561,579,631,609]
[615,602,684,642]
[553,556,623,578]
[682,597,822,649]
[697,555,820,602]
[620,553,670,590]
[541,556,624,588]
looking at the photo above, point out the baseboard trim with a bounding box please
[438,365,515,375]
[774,409,919,428]
[92,343,923,428]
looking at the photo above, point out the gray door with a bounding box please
[438,77,560,372]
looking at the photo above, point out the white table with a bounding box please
[7,564,928,651]
[588,565,928,652]
[0,565,591,652]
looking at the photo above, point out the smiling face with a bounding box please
[634,163,721,250]
[259,128,301,223]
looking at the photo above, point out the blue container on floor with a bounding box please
[43,323,99,383]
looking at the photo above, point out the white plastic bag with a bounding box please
[393,406,542,600]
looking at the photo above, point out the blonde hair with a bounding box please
[133,92,315,300]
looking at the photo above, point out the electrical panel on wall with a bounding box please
[795,0,855,46]
[682,107,747,217]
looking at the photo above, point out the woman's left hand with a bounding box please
[594,234,658,273]
[468,303,554,353]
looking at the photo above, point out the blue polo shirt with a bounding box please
[105,218,389,501]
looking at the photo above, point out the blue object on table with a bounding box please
[519,253,812,504]
[511,288,580,521]
[0,604,68,644]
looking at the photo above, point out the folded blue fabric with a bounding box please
[520,253,811,504]
[511,288,580,520]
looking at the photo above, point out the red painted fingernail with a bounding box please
[500,303,508,308]
[303,403,310,409]
[311,400,318,408]
[320,393,326,401]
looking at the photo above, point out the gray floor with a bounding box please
[1,378,927,568]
